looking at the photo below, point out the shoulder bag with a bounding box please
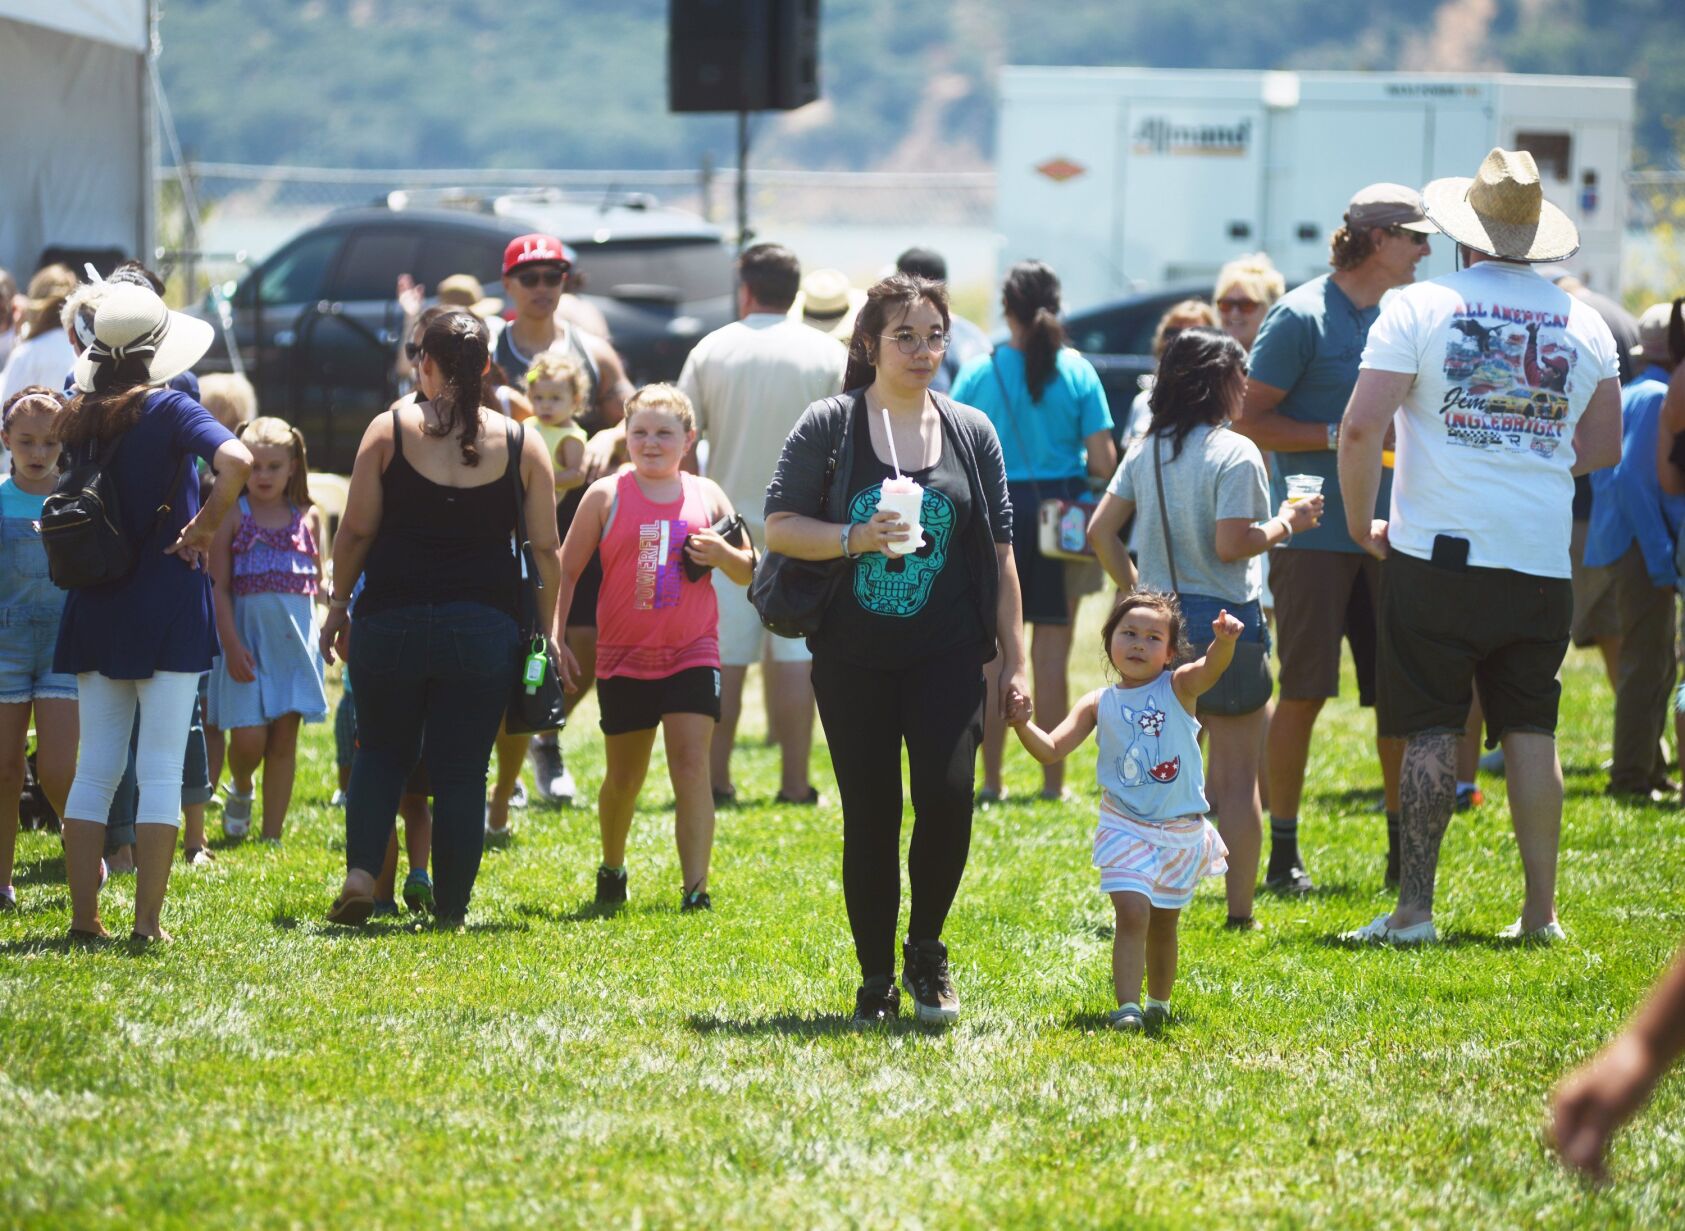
[749,395,855,638]
[504,422,568,734]
[1152,431,1273,717]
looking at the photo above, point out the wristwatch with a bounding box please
[1326,422,1340,451]
[840,523,861,560]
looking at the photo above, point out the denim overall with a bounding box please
[0,490,73,704]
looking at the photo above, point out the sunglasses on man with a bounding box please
[514,267,567,289]
[1387,227,1433,246]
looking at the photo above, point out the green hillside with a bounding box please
[155,0,1685,171]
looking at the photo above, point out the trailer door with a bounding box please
[1268,104,1430,283]
[1117,101,1266,290]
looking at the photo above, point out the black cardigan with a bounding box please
[763,388,1014,660]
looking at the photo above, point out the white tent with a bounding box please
[0,0,152,279]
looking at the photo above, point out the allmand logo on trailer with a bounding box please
[1131,116,1253,157]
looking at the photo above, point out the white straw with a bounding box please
[881,406,902,477]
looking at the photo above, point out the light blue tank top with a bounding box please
[1095,676,1209,822]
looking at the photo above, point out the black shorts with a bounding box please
[597,666,722,735]
[1008,476,1086,625]
[557,496,602,629]
[1377,549,1572,747]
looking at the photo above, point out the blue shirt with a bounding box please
[950,345,1112,481]
[54,388,237,678]
[1584,365,1685,585]
[1247,275,1391,553]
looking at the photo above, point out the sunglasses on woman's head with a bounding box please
[515,268,566,289]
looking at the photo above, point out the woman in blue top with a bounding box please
[55,284,252,942]
[952,261,1117,801]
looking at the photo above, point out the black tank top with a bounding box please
[357,407,520,620]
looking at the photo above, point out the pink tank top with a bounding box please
[594,469,719,680]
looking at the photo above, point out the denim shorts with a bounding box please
[0,610,77,705]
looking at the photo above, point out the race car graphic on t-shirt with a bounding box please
[1439,301,1575,456]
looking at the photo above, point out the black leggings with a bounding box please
[811,648,985,980]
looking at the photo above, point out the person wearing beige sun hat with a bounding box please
[793,268,866,344]
[1336,147,1624,948]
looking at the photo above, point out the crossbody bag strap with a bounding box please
[505,420,538,634]
[1152,432,1179,595]
[990,355,1042,509]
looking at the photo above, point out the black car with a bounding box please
[192,195,735,472]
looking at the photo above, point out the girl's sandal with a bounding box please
[325,891,376,927]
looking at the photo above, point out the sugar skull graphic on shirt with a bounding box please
[1440,301,1579,459]
[847,484,957,617]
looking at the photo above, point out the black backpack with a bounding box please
[40,434,187,590]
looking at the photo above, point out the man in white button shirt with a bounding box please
[678,244,846,805]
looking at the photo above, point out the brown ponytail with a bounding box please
[1002,260,1065,403]
[420,308,490,465]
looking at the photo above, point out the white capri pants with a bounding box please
[63,670,202,829]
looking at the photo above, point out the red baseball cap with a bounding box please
[502,233,576,275]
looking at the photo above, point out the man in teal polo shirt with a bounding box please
[1235,182,1434,892]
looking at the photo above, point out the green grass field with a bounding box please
[3,592,1683,1229]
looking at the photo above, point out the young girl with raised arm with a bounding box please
[0,388,76,910]
[555,384,754,912]
[1009,592,1238,1031]
[207,417,329,842]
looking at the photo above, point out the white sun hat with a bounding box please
[72,283,214,393]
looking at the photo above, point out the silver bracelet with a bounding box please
[1276,516,1294,546]
[840,522,860,560]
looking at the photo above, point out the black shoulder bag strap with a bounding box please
[1152,432,1179,595]
[505,420,540,637]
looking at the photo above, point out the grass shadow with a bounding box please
[515,901,624,925]
[686,1011,930,1038]
[270,911,528,937]
[14,853,67,887]
[1304,785,1386,813]
[1312,927,1532,952]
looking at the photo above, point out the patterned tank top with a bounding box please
[1094,675,1209,823]
[231,496,319,597]
[594,470,719,680]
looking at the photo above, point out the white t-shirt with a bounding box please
[677,313,846,535]
[1360,260,1619,578]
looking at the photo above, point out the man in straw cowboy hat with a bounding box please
[1337,148,1623,946]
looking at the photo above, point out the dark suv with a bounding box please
[192,195,734,472]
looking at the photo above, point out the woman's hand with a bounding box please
[167,511,217,570]
[225,641,258,684]
[319,606,350,666]
[1281,494,1324,533]
[850,511,911,556]
[557,639,584,693]
[1211,610,1244,645]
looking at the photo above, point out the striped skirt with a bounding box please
[1092,797,1228,909]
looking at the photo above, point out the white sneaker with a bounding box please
[329,788,347,808]
[223,787,254,839]
[1497,918,1567,943]
[1340,913,1438,945]
[510,779,529,809]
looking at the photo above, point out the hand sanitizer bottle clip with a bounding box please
[523,643,547,695]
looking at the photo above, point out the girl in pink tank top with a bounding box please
[555,385,755,911]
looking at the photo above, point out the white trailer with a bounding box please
[996,68,1633,310]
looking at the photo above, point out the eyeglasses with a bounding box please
[1388,227,1433,246]
[404,341,422,361]
[880,330,949,355]
[1217,297,1261,314]
[514,268,566,289]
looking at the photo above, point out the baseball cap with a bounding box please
[1633,302,1673,360]
[1345,183,1435,234]
[502,234,575,276]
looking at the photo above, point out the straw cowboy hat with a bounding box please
[1422,148,1580,264]
[793,268,866,342]
[436,272,503,320]
[72,283,214,393]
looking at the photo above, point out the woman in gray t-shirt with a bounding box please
[1087,328,1320,927]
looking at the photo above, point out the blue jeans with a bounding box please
[345,602,519,919]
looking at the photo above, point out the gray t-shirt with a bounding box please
[1108,421,1270,605]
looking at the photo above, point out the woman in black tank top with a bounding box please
[317,309,562,927]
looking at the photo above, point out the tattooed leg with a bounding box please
[1392,730,1459,927]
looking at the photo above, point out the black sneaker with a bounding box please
[901,938,960,1025]
[681,888,712,912]
[1264,846,1314,895]
[851,978,901,1026]
[595,865,628,907]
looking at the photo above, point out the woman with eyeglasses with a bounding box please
[764,272,1028,1026]
[1213,253,1286,355]
[950,260,1116,804]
